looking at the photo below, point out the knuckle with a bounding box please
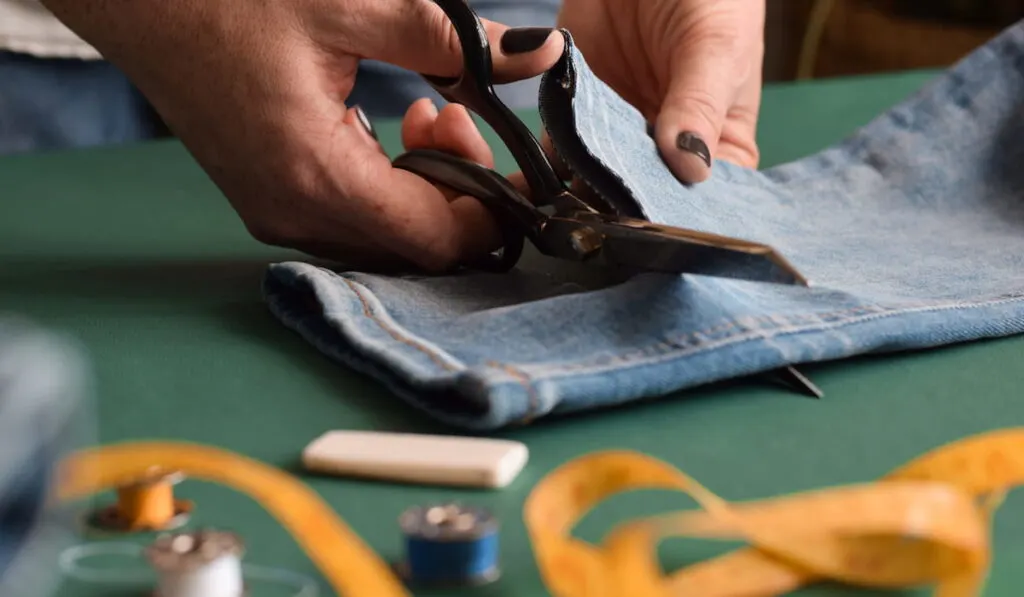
[673,88,723,129]
[420,2,463,72]
[695,28,746,57]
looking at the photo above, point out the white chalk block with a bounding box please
[301,430,529,489]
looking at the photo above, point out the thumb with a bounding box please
[351,0,563,83]
[653,36,745,184]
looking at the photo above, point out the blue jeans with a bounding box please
[0,51,163,155]
[0,1,560,155]
[0,317,92,596]
[263,20,1024,430]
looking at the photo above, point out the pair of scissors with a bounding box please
[392,0,822,398]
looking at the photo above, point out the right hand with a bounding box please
[40,0,563,271]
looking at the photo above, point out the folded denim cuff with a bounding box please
[264,20,1024,430]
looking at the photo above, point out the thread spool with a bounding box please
[146,529,246,597]
[87,467,192,533]
[396,503,500,587]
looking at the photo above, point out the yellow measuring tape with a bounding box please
[54,428,1024,596]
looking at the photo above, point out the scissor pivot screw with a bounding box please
[568,227,603,258]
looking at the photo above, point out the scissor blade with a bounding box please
[540,214,810,286]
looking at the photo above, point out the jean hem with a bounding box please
[263,261,1024,429]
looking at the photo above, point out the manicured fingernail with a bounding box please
[676,131,711,167]
[500,27,553,55]
[352,105,377,141]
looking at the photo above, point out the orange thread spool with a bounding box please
[88,468,192,532]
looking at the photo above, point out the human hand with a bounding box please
[39,0,563,271]
[552,0,766,183]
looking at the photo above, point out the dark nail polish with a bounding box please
[500,27,553,55]
[353,105,378,141]
[676,131,711,167]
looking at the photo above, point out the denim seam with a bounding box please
[485,361,540,423]
[338,276,459,373]
[329,266,1022,381]
[518,294,1024,379]
[515,304,890,376]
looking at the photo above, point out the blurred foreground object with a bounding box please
[0,316,93,597]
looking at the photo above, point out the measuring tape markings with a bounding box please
[52,428,1024,597]
[525,429,1024,597]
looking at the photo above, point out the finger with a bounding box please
[431,103,494,168]
[400,99,491,204]
[505,171,529,197]
[449,194,503,257]
[424,104,502,251]
[715,67,762,169]
[391,102,505,263]
[653,34,749,184]
[349,0,563,83]
[323,128,499,272]
[401,98,441,151]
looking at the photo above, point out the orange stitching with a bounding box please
[487,361,539,423]
[335,273,1023,410]
[342,279,456,372]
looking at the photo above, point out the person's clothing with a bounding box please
[0,51,164,155]
[0,0,561,155]
[0,316,93,597]
[0,0,97,59]
[263,21,1024,430]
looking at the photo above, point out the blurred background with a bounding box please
[765,0,1024,82]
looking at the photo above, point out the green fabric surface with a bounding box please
[2,70,1023,596]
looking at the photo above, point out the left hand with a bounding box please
[543,0,766,183]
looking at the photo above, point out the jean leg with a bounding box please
[348,1,562,118]
[0,51,162,155]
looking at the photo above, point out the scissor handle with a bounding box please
[393,149,529,272]
[424,0,569,204]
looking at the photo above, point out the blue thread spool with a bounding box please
[396,503,500,587]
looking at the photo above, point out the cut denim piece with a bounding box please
[263,20,1024,430]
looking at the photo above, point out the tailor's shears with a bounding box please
[392,0,822,398]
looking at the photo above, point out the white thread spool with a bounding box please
[146,530,246,597]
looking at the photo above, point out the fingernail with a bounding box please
[352,105,378,141]
[500,27,553,55]
[676,131,711,167]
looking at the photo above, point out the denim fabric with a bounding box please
[0,316,92,596]
[0,51,162,155]
[264,21,1024,430]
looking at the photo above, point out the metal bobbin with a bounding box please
[146,529,247,597]
[86,466,193,533]
[396,502,501,588]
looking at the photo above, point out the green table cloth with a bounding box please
[1,69,1021,597]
